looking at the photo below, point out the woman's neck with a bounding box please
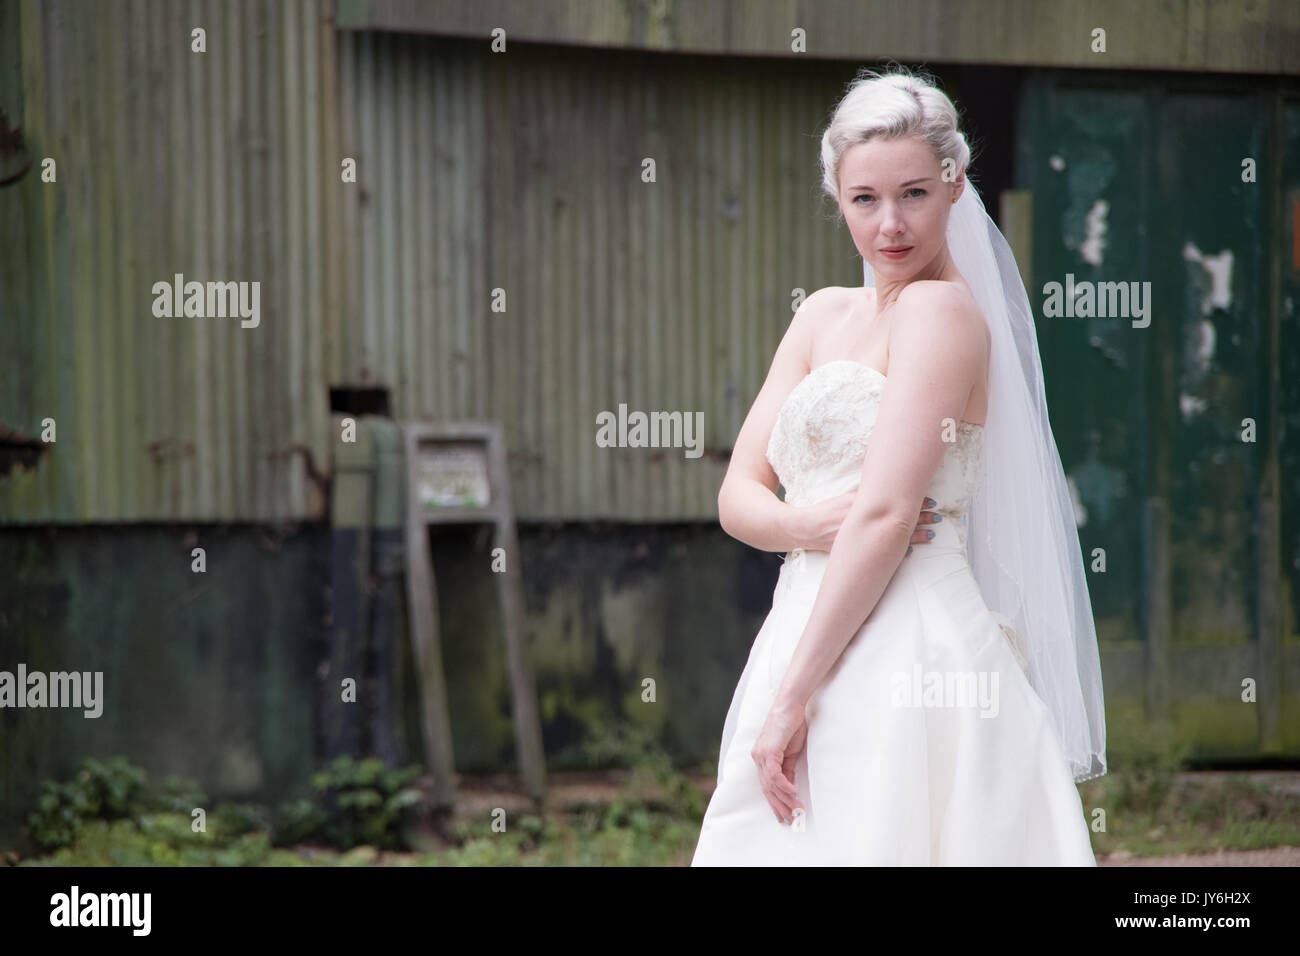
[875,244,954,314]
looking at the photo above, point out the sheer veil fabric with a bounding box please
[862,182,1107,783]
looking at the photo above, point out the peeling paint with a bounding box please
[1079,199,1108,266]
[1181,242,1234,314]
[1180,392,1209,420]
[1192,318,1216,374]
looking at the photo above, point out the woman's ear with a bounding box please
[950,166,966,204]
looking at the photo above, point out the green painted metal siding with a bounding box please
[337,0,1300,76]
[1,0,332,522]
[7,0,1297,539]
[332,34,860,518]
[3,5,869,522]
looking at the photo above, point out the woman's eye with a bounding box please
[853,190,924,203]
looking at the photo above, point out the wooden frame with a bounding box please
[403,422,547,809]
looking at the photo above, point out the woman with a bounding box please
[692,68,1106,866]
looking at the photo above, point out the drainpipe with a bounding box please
[368,417,406,768]
[326,413,373,759]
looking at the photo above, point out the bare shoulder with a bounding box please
[893,280,985,350]
[795,284,852,320]
[793,285,859,337]
[896,279,979,318]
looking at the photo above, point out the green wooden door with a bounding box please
[1016,73,1298,762]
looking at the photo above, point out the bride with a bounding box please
[691,68,1107,866]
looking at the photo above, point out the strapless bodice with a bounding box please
[765,360,985,527]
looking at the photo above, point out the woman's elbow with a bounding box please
[716,483,736,538]
[846,495,914,539]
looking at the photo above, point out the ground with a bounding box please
[420,767,1300,866]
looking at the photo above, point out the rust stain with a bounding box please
[0,424,49,476]
[0,111,33,187]
[146,438,196,463]
[275,443,331,498]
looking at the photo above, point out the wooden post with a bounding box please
[404,425,458,811]
[484,426,547,804]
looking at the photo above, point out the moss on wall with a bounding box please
[0,525,329,847]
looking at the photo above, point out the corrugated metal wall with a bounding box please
[2,1,876,522]
[334,32,857,518]
[1,0,331,522]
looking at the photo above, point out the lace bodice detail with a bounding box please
[766,360,985,519]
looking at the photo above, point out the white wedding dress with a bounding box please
[692,359,1097,866]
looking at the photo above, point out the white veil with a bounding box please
[863,182,1108,783]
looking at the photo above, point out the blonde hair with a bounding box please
[819,67,971,216]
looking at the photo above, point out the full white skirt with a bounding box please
[692,521,1097,866]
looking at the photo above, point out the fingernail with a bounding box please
[927,530,934,538]
[906,546,913,555]
[925,497,935,507]
[932,514,942,523]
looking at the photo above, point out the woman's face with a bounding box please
[836,135,963,284]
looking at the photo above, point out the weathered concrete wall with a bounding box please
[0,525,330,846]
[0,521,779,845]
[435,522,780,772]
[3,520,1293,848]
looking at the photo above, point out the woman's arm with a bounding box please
[772,281,986,711]
[716,290,830,552]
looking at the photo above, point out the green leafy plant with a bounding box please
[286,756,422,851]
[150,774,209,815]
[22,818,280,867]
[581,720,708,822]
[25,756,148,851]
[273,797,329,847]
[212,802,271,839]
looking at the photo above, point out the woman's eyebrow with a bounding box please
[848,177,935,191]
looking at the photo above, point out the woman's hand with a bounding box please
[751,700,809,825]
[791,493,943,553]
